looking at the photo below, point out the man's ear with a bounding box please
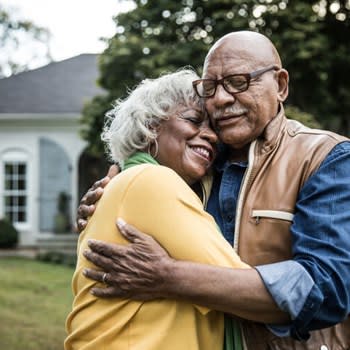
[276,68,289,102]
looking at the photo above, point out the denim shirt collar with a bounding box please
[214,143,248,173]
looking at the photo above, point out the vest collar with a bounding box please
[259,103,287,153]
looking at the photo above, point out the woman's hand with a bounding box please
[83,219,174,300]
[75,165,119,233]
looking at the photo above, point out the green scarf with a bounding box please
[122,152,243,350]
[224,315,243,350]
[122,152,159,170]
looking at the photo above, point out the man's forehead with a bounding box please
[203,33,280,78]
[203,50,251,78]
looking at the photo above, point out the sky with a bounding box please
[1,0,135,65]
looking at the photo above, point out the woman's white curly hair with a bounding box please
[101,68,202,167]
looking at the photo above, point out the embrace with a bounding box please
[65,31,350,350]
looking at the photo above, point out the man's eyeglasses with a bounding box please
[192,65,280,98]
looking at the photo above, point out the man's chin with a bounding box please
[219,132,244,148]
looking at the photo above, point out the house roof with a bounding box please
[0,54,105,114]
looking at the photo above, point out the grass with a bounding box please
[0,257,74,350]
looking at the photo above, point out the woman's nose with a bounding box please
[200,124,218,144]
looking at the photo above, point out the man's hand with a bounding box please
[82,219,290,323]
[83,218,173,300]
[75,165,119,233]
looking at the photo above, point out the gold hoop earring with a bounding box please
[147,139,159,158]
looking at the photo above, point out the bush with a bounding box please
[285,105,321,129]
[0,219,19,248]
[36,251,77,267]
[54,192,71,234]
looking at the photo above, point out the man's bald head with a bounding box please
[201,30,289,153]
[204,31,282,73]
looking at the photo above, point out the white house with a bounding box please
[0,54,106,246]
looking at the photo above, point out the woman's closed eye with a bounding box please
[178,114,203,126]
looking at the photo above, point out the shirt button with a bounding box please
[320,345,328,350]
[227,214,233,221]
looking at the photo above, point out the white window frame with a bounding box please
[1,150,29,230]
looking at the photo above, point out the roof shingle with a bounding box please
[0,54,105,114]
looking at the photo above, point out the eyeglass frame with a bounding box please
[192,65,280,98]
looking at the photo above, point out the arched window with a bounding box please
[1,150,28,225]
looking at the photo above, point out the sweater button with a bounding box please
[320,346,328,350]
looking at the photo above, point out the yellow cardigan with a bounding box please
[65,164,248,350]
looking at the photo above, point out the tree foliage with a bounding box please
[0,4,51,77]
[82,0,350,156]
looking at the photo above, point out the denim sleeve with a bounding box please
[257,142,350,340]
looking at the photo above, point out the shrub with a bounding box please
[285,105,321,129]
[0,218,19,248]
[36,251,77,267]
[54,192,71,234]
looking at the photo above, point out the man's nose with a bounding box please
[213,84,236,106]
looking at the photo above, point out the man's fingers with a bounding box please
[76,219,87,232]
[88,165,119,193]
[90,176,109,191]
[107,164,120,178]
[83,249,116,270]
[87,239,126,258]
[83,268,106,283]
[90,286,126,298]
[116,218,149,243]
[83,188,104,206]
[78,204,95,218]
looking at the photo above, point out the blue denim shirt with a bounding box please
[207,142,350,340]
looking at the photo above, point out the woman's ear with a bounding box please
[149,121,162,135]
[276,68,289,102]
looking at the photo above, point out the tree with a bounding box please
[82,0,350,156]
[259,1,350,137]
[0,4,51,77]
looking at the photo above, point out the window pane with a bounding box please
[18,180,26,190]
[5,164,14,175]
[18,211,26,222]
[5,209,14,222]
[18,196,26,206]
[5,179,13,190]
[3,162,27,224]
[18,164,26,175]
[5,196,14,206]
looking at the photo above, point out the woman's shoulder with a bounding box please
[110,164,201,205]
[107,164,185,190]
[127,164,187,189]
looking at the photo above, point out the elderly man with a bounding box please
[79,31,350,349]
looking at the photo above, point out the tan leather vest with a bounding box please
[232,107,350,349]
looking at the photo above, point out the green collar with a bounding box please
[122,152,159,170]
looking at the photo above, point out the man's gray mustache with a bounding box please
[212,107,247,119]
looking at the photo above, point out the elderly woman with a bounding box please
[64,69,250,350]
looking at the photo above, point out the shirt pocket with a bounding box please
[251,210,294,224]
[247,209,295,262]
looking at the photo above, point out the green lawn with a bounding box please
[0,257,74,350]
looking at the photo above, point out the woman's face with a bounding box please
[155,101,218,185]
